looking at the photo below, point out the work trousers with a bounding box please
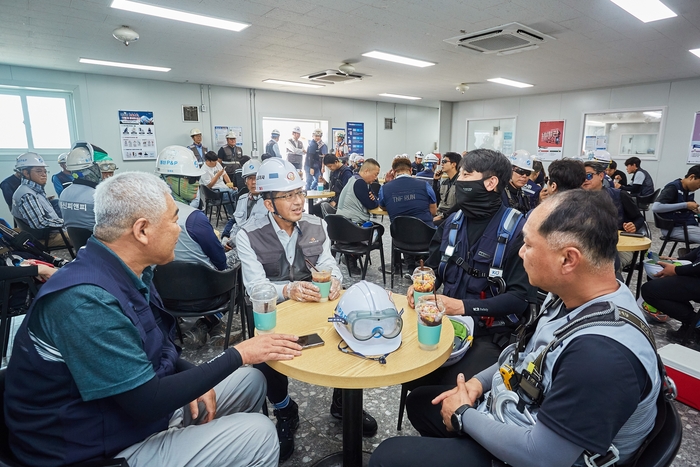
[641,275,700,326]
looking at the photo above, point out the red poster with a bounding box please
[537,121,565,148]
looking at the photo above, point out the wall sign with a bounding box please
[346,122,364,156]
[688,112,700,164]
[536,120,565,161]
[118,110,157,160]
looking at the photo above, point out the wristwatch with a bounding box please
[450,403,473,433]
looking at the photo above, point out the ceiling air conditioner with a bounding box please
[305,70,363,84]
[444,22,554,55]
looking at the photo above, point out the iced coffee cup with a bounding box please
[416,295,445,351]
[412,265,436,306]
[311,267,332,302]
[251,283,278,333]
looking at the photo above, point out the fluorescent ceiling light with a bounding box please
[362,51,435,68]
[690,48,700,59]
[487,78,533,88]
[609,0,677,23]
[379,93,422,100]
[263,79,324,88]
[643,111,662,118]
[79,58,170,72]
[110,0,250,32]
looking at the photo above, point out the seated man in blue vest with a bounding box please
[617,156,655,197]
[404,149,534,394]
[311,154,354,217]
[4,171,302,467]
[51,152,72,196]
[416,153,439,181]
[156,146,237,349]
[652,164,700,244]
[370,189,661,467]
[378,157,437,226]
[237,158,378,460]
[59,142,103,235]
[583,161,644,233]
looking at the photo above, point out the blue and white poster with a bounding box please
[118,110,157,160]
[346,122,364,156]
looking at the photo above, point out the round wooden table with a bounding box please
[368,207,388,217]
[306,190,335,213]
[268,293,453,466]
[617,231,652,298]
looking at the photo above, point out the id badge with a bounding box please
[489,268,503,278]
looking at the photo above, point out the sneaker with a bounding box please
[274,399,299,462]
[182,319,209,349]
[330,388,378,438]
[208,321,240,348]
[641,302,668,323]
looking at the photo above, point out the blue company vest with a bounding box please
[380,176,434,225]
[632,168,655,197]
[659,179,698,226]
[5,238,179,466]
[265,139,277,156]
[521,179,541,208]
[438,205,525,306]
[59,179,97,230]
[604,186,626,230]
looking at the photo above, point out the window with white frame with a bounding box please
[0,87,76,154]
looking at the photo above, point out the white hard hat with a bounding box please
[156,145,205,177]
[313,129,323,137]
[593,150,612,164]
[57,152,69,164]
[337,131,345,139]
[423,153,439,164]
[415,151,423,158]
[242,159,261,178]
[256,158,304,193]
[271,129,280,137]
[510,150,533,171]
[66,146,94,171]
[16,152,48,170]
[225,130,237,139]
[332,281,402,356]
[441,316,474,367]
[349,153,359,163]
[292,126,301,134]
[402,153,409,158]
[190,128,202,137]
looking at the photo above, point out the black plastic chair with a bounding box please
[153,262,242,350]
[389,216,436,287]
[636,398,683,467]
[200,185,236,227]
[319,201,337,219]
[637,188,660,220]
[66,227,93,251]
[0,368,129,466]
[653,212,693,256]
[14,217,74,259]
[0,275,38,363]
[325,214,386,284]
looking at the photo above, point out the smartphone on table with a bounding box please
[297,333,324,349]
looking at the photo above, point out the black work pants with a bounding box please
[254,362,288,405]
[641,275,700,326]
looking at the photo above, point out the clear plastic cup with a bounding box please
[251,283,278,333]
[311,267,332,302]
[412,265,436,306]
[416,295,445,351]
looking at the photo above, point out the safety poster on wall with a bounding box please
[536,120,565,161]
[687,112,700,164]
[118,110,157,160]
[214,126,243,150]
[346,122,364,156]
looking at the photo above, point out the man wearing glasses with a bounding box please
[237,158,378,461]
[11,152,66,247]
[502,150,534,214]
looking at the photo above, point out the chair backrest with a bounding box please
[66,227,92,251]
[390,216,436,251]
[653,212,675,232]
[635,398,682,467]
[325,214,372,244]
[0,368,17,466]
[153,262,238,302]
[200,185,223,202]
[13,217,50,244]
[637,221,652,241]
[319,202,337,219]
[637,188,661,209]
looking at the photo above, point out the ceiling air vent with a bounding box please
[304,70,363,84]
[444,22,554,55]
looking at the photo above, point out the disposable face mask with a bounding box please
[329,308,403,341]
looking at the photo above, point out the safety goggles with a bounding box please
[512,167,532,177]
[328,308,404,341]
[99,162,117,172]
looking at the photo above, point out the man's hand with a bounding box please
[369,191,376,201]
[235,333,302,365]
[435,374,482,431]
[284,281,321,302]
[318,176,326,184]
[655,261,677,278]
[189,388,216,424]
[329,201,336,208]
[614,181,621,189]
[20,259,56,281]
[622,222,636,233]
[440,295,465,315]
[433,215,443,223]
[329,277,342,301]
[310,168,315,176]
[687,201,699,212]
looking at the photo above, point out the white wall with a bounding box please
[0,64,439,221]
[451,79,700,189]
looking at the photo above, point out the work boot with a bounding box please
[208,319,241,348]
[346,256,362,275]
[666,324,695,345]
[274,399,299,462]
[330,388,378,437]
[182,319,209,349]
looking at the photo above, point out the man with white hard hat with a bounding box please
[265,129,282,159]
[11,152,66,246]
[59,142,103,233]
[502,150,534,213]
[187,128,207,166]
[305,129,327,190]
[412,151,425,175]
[285,126,305,172]
[237,158,378,460]
[591,150,615,188]
[217,130,247,188]
[219,159,267,250]
[52,152,72,196]
[416,153,439,181]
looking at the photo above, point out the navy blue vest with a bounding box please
[605,186,625,230]
[265,139,277,156]
[5,238,179,466]
[633,168,655,197]
[660,179,698,226]
[438,204,525,305]
[381,176,434,226]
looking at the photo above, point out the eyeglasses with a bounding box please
[585,173,595,180]
[337,340,389,364]
[31,168,48,175]
[273,190,306,201]
[513,167,532,177]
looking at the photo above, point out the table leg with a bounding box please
[635,249,648,299]
[308,198,313,213]
[343,389,363,467]
[624,251,639,287]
